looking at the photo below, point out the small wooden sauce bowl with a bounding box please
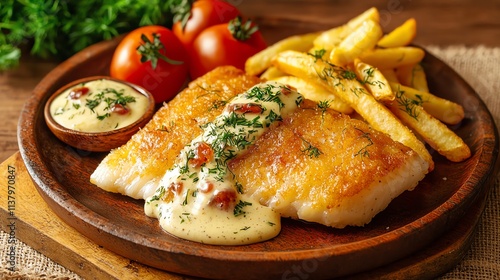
[44,76,155,152]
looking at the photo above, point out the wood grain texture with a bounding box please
[0,56,58,162]
[0,151,491,279]
[1,1,500,279]
[237,0,500,46]
[0,152,187,280]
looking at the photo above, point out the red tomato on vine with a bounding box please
[189,16,267,79]
[110,25,189,103]
[172,0,241,51]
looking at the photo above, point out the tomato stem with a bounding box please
[228,16,259,41]
[171,0,194,31]
[137,33,184,69]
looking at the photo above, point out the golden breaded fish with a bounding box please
[229,100,429,228]
[90,66,261,199]
[91,67,428,229]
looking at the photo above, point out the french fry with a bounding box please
[358,47,425,69]
[390,83,464,125]
[313,7,380,51]
[380,69,400,83]
[329,19,383,66]
[245,31,321,76]
[396,63,429,92]
[272,75,353,114]
[313,25,349,51]
[377,18,417,48]
[353,59,394,102]
[260,66,287,80]
[388,91,471,162]
[272,50,434,170]
[346,7,380,28]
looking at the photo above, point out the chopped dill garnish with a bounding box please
[395,85,422,120]
[317,100,331,122]
[341,69,357,80]
[308,48,326,61]
[300,137,323,158]
[265,110,282,125]
[182,189,191,206]
[317,100,331,113]
[147,186,165,203]
[209,100,228,111]
[246,84,285,109]
[157,121,175,132]
[235,181,244,194]
[84,87,136,120]
[234,200,252,217]
[196,84,222,98]
[354,127,374,158]
[360,67,385,89]
[350,87,368,97]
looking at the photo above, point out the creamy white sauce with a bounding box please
[49,79,149,132]
[144,81,303,245]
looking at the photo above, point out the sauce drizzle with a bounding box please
[144,82,303,245]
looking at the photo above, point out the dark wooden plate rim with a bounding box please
[17,34,499,279]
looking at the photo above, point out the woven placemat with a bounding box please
[1,46,499,279]
[428,46,500,280]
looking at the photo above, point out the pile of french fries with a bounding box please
[245,7,471,171]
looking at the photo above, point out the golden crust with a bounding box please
[92,68,428,228]
[228,100,427,225]
[91,66,261,198]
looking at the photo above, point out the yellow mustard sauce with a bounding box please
[144,81,303,245]
[49,79,149,132]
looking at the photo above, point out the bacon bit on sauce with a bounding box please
[209,189,237,211]
[168,182,184,195]
[190,142,214,167]
[198,180,214,193]
[280,86,295,95]
[69,87,90,99]
[112,104,130,115]
[227,103,263,114]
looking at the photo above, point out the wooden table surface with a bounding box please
[1,0,499,162]
[0,1,499,278]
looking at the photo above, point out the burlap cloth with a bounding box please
[1,46,499,279]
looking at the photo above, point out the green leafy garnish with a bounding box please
[84,87,136,120]
[300,137,323,159]
[228,16,259,41]
[234,200,252,217]
[0,0,183,71]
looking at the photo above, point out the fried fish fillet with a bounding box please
[91,66,429,228]
[90,66,261,199]
[229,100,429,228]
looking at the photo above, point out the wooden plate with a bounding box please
[18,23,499,279]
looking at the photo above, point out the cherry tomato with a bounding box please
[172,0,241,51]
[189,17,267,79]
[110,25,189,103]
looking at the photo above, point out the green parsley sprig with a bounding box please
[0,0,183,71]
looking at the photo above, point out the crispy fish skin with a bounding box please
[90,66,261,199]
[229,100,429,228]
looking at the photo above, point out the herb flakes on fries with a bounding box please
[273,50,434,170]
[244,7,471,167]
